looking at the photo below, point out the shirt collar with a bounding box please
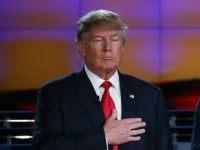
[84,65,120,90]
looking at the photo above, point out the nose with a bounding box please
[104,39,111,52]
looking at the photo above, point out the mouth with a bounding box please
[102,57,115,60]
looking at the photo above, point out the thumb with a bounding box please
[109,109,118,120]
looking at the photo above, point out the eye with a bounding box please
[92,38,103,43]
[111,37,119,41]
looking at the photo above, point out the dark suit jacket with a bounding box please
[33,69,172,150]
[191,101,200,150]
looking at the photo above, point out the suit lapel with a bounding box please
[74,70,139,127]
[74,69,105,128]
[119,72,139,119]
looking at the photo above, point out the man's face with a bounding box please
[78,23,125,74]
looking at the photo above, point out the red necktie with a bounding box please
[100,81,118,150]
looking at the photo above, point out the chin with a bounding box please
[102,64,118,71]
[98,61,119,71]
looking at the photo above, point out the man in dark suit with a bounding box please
[33,10,172,150]
[191,101,200,150]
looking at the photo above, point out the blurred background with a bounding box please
[0,0,199,149]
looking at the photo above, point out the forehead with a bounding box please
[85,23,122,38]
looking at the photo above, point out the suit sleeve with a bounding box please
[191,101,200,150]
[32,86,107,150]
[156,91,173,150]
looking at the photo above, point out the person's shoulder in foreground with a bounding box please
[121,72,161,90]
[191,101,200,150]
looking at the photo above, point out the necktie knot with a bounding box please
[100,81,112,90]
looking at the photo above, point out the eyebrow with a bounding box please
[91,33,120,38]
[91,35,103,38]
[110,34,120,37]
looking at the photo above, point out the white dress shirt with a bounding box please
[84,65,122,120]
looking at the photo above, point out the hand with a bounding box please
[103,109,146,145]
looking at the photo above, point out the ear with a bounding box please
[76,41,85,58]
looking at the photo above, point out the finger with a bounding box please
[127,136,141,142]
[109,109,118,120]
[130,129,145,136]
[129,122,146,130]
[122,118,142,124]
